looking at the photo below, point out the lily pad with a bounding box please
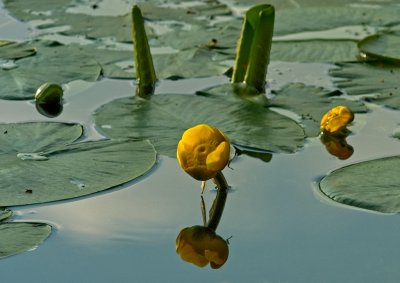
[330,62,400,109]
[358,32,400,63]
[94,94,305,157]
[0,208,12,222]
[0,222,51,259]
[0,39,136,100]
[0,122,156,206]
[269,83,368,136]
[271,40,359,62]
[319,156,400,213]
[198,83,367,137]
[274,6,400,36]
[0,40,36,60]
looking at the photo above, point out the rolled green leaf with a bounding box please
[232,5,275,92]
[131,5,157,97]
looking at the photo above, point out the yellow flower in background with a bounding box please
[177,124,230,181]
[176,226,229,269]
[320,106,354,135]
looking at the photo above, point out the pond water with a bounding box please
[1,1,400,282]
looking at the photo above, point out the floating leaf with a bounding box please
[0,39,136,100]
[0,222,51,259]
[271,40,358,62]
[0,122,156,206]
[199,83,367,137]
[274,6,400,36]
[0,40,36,60]
[94,94,305,157]
[319,156,400,213]
[330,62,400,109]
[358,32,400,63]
[0,208,12,222]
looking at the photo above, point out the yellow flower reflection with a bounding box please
[320,133,354,160]
[176,225,229,269]
[320,106,354,135]
[177,124,230,181]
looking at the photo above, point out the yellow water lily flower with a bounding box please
[320,105,354,135]
[176,225,229,269]
[177,124,230,181]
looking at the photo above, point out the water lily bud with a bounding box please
[35,83,63,104]
[320,106,354,135]
[176,225,229,269]
[177,124,230,181]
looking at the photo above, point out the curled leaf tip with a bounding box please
[177,124,230,181]
[320,105,354,135]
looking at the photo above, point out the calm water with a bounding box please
[1,2,400,282]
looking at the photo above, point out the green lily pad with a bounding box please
[271,40,359,62]
[94,94,305,157]
[0,122,156,206]
[319,156,400,213]
[198,83,367,137]
[358,32,400,63]
[0,222,51,259]
[0,208,12,222]
[0,39,136,100]
[0,40,36,60]
[330,62,400,109]
[274,6,400,36]
[269,83,368,136]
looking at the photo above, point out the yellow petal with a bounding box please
[206,141,230,172]
[176,124,231,181]
[320,106,354,134]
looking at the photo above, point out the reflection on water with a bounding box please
[35,101,63,118]
[176,225,229,269]
[320,132,354,160]
[176,172,230,269]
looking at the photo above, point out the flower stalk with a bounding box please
[207,172,229,231]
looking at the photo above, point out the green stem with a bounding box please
[131,5,157,97]
[207,172,229,231]
[232,5,275,92]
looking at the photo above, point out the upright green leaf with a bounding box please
[132,5,156,96]
[232,5,274,91]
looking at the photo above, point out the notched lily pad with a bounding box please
[271,40,359,62]
[0,208,12,222]
[330,62,400,109]
[0,39,135,100]
[319,156,400,213]
[94,94,305,157]
[0,222,51,259]
[0,40,36,60]
[0,122,156,206]
[269,83,367,136]
[358,32,400,64]
[199,83,367,137]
